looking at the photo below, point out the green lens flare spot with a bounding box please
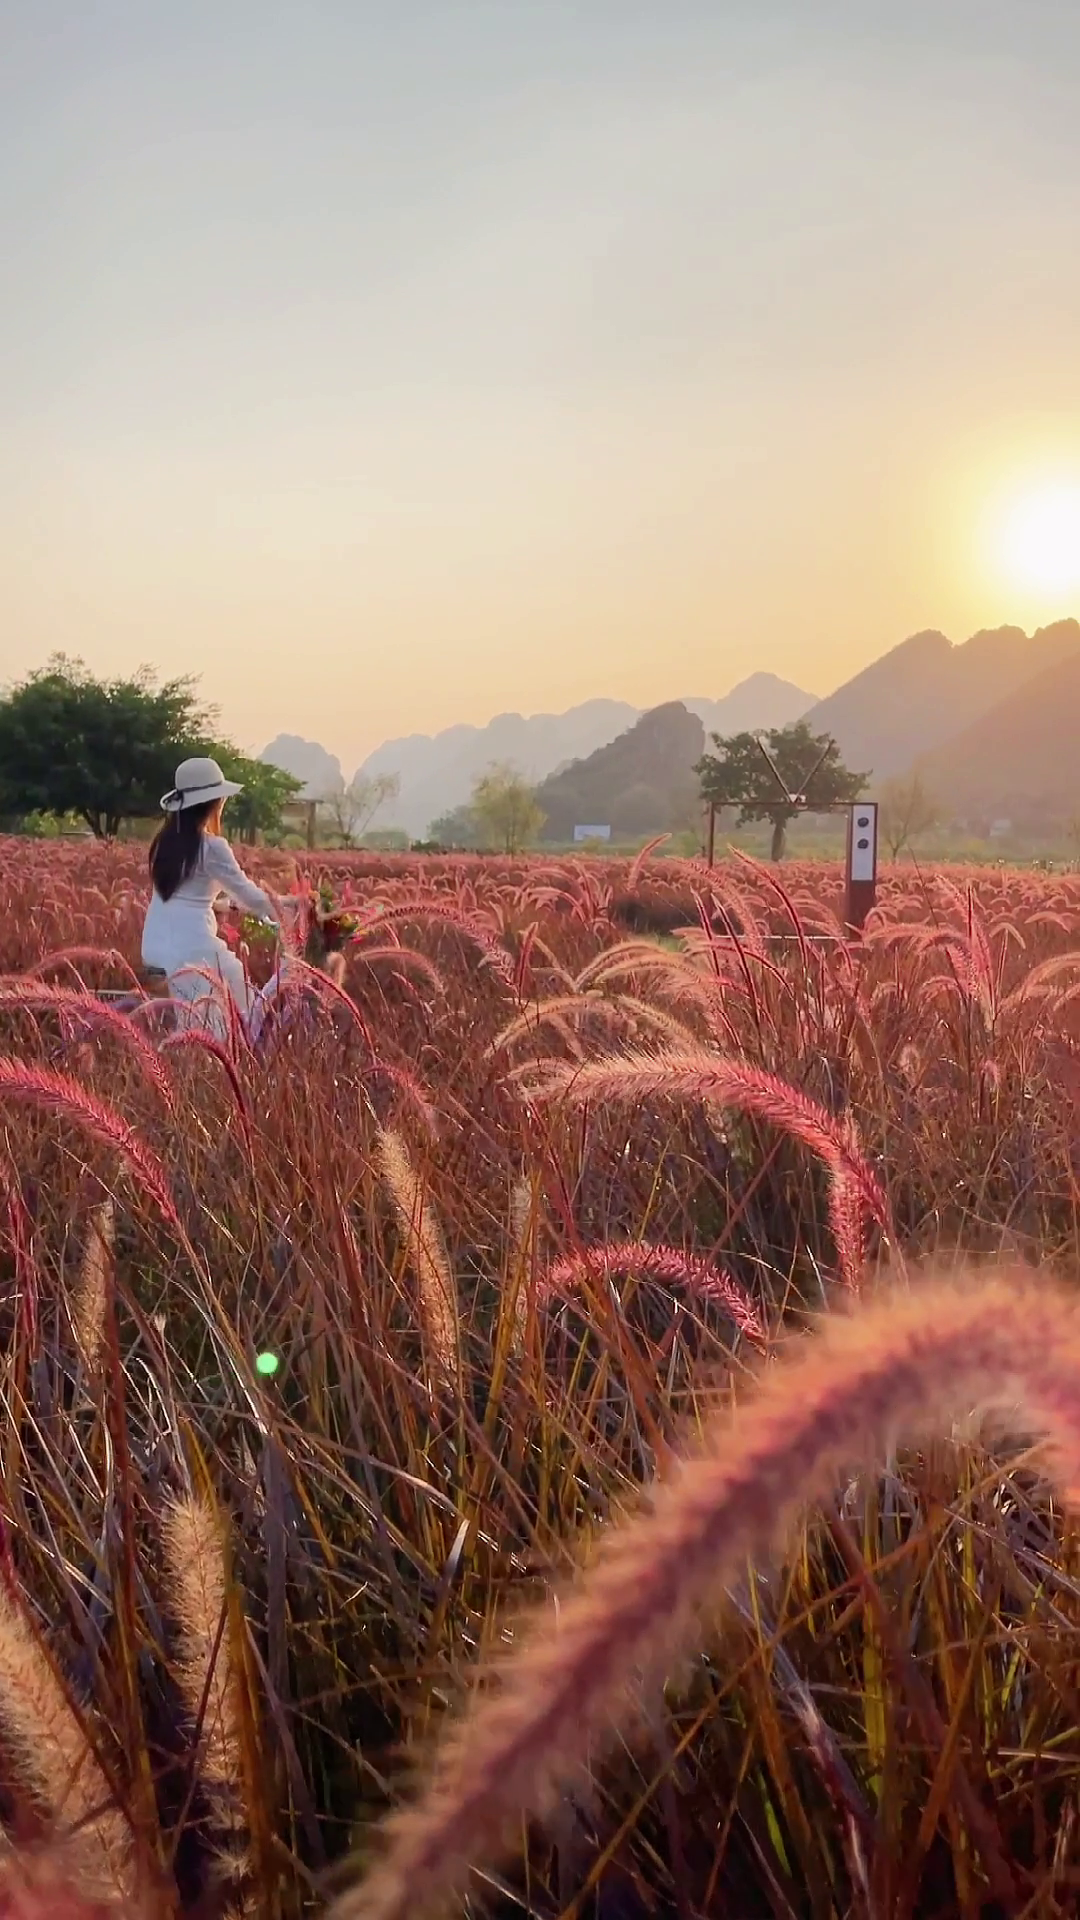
[255,1351,280,1377]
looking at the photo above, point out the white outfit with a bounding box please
[142,835,277,1031]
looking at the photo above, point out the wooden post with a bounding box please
[706,802,717,868]
[844,801,878,932]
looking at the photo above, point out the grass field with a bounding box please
[2,837,1080,1917]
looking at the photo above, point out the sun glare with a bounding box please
[999,484,1080,597]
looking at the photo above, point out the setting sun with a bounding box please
[999,484,1080,597]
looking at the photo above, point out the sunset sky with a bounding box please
[2,1,1080,771]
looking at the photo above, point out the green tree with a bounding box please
[0,656,210,838]
[697,719,867,861]
[470,763,546,854]
[877,770,942,861]
[425,805,483,849]
[212,749,303,844]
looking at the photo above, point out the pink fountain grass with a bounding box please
[376,1128,460,1387]
[365,1062,441,1142]
[333,1266,1080,1920]
[4,846,1080,1915]
[160,1030,254,1146]
[537,1240,765,1343]
[0,981,174,1109]
[23,948,141,987]
[525,1049,889,1287]
[1,1170,38,1355]
[491,993,693,1059]
[0,1058,182,1238]
[0,1852,145,1919]
[273,955,377,1049]
[347,944,448,998]
[350,900,518,990]
[625,834,672,887]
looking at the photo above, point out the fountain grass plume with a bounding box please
[505,1174,537,1350]
[351,900,517,988]
[490,993,694,1059]
[348,944,447,997]
[573,941,683,991]
[610,994,700,1048]
[0,983,173,1109]
[376,1129,459,1387]
[160,1030,252,1132]
[0,1589,134,1903]
[0,1850,144,1918]
[270,957,376,1050]
[523,1048,889,1286]
[488,994,630,1058]
[0,1058,182,1239]
[538,1240,765,1343]
[732,847,813,976]
[330,1265,1080,1920]
[73,1198,114,1380]
[23,948,140,987]
[162,1493,251,1908]
[625,833,672,886]
[365,1063,440,1143]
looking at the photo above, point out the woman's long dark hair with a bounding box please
[148,800,217,902]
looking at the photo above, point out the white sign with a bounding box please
[849,803,878,882]
[574,824,611,843]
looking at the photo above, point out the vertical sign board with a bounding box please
[844,801,878,931]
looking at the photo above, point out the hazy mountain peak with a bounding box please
[804,620,1080,781]
[920,638,1080,829]
[683,673,817,738]
[260,734,343,798]
[535,702,707,841]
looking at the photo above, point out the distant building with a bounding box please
[574,824,612,843]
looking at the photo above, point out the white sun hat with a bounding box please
[160,756,243,813]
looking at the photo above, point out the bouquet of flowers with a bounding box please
[302,877,360,967]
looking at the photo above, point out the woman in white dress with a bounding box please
[142,756,280,1030]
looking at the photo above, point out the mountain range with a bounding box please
[263,671,813,836]
[535,703,706,842]
[918,642,1080,830]
[261,617,1080,839]
[802,619,1080,781]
